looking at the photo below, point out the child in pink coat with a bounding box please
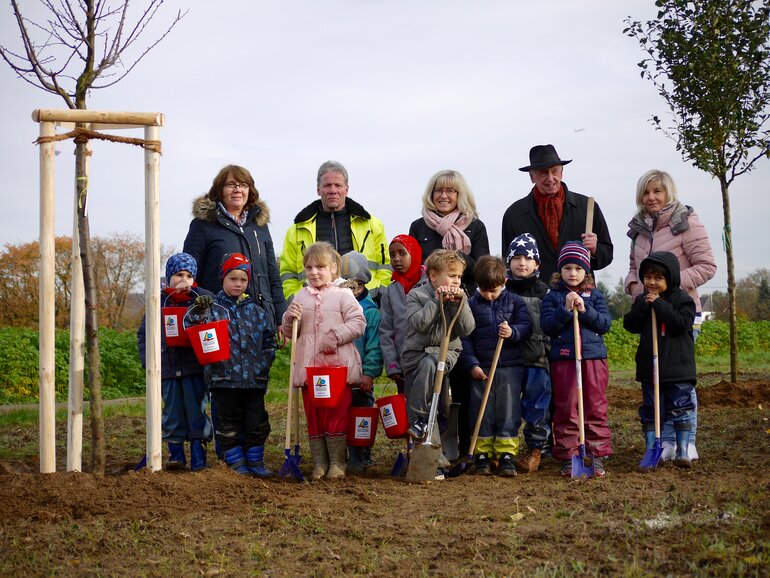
[282,242,366,480]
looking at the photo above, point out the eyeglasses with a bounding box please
[224,182,249,190]
[433,188,458,197]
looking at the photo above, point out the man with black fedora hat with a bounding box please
[501,144,614,282]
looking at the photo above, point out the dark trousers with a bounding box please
[210,388,271,452]
[161,374,212,443]
[520,367,552,449]
[639,381,695,425]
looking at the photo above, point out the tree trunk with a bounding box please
[75,133,105,474]
[719,174,738,383]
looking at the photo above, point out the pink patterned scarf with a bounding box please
[421,208,472,254]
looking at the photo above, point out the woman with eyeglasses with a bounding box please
[408,169,490,459]
[183,164,287,339]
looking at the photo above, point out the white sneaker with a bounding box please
[660,442,676,462]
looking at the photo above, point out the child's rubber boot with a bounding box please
[347,445,365,474]
[223,446,250,475]
[325,437,347,479]
[674,422,692,469]
[309,438,329,481]
[245,446,272,478]
[166,442,186,471]
[638,426,657,472]
[190,439,207,472]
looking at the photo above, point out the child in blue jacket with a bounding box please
[541,241,612,477]
[460,256,532,476]
[202,253,276,477]
[137,253,213,471]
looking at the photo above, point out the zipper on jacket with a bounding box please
[359,229,371,253]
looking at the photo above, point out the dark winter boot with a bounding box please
[347,445,365,474]
[674,423,692,469]
[245,446,273,478]
[190,440,207,472]
[223,446,250,475]
[166,442,186,471]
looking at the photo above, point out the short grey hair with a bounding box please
[635,169,679,215]
[317,160,349,187]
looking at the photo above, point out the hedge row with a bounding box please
[1,320,768,403]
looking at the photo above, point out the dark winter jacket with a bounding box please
[505,275,550,369]
[501,183,614,281]
[460,289,533,371]
[183,196,286,330]
[354,289,384,380]
[408,216,490,295]
[623,251,697,384]
[204,291,276,390]
[541,282,612,361]
[137,287,215,380]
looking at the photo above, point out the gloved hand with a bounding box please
[193,294,214,311]
[319,331,337,354]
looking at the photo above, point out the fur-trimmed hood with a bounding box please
[192,195,270,228]
[293,197,371,224]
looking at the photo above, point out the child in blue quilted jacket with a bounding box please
[541,241,612,477]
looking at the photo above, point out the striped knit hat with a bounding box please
[557,241,591,273]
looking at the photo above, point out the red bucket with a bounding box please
[186,320,230,365]
[306,365,347,407]
[162,306,191,347]
[346,406,379,447]
[376,393,409,439]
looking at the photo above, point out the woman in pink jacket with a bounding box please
[282,242,366,481]
[625,169,717,462]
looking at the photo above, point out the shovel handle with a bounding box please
[573,308,587,448]
[284,318,299,451]
[468,335,505,456]
[651,309,661,439]
[585,196,595,236]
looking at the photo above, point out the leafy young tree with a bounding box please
[756,278,770,321]
[0,1,184,473]
[624,0,770,382]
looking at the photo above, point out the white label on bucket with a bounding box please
[380,403,397,428]
[437,361,446,372]
[198,328,221,354]
[355,417,372,439]
[164,315,180,337]
[313,375,331,399]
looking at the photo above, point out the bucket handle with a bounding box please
[183,301,230,329]
[376,381,401,401]
[308,348,354,369]
[163,287,200,308]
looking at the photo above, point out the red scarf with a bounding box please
[533,184,565,250]
[390,234,423,295]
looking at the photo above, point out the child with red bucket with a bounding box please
[202,253,277,477]
[379,234,424,395]
[339,251,383,473]
[282,242,366,480]
[137,253,214,471]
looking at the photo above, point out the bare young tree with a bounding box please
[1,1,185,473]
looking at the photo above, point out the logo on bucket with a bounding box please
[355,417,373,440]
[164,315,180,337]
[312,375,331,399]
[199,329,220,353]
[380,403,398,428]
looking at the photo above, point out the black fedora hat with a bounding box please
[518,144,572,172]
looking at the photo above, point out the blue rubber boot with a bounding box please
[644,428,656,451]
[245,446,272,478]
[190,440,207,472]
[166,442,186,471]
[224,446,250,475]
[674,423,692,469]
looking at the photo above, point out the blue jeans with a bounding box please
[520,367,552,449]
[162,374,212,443]
[662,328,699,445]
[639,381,695,425]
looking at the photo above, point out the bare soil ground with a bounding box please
[1,373,769,577]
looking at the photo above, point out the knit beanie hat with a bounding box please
[557,241,591,273]
[340,251,372,284]
[165,252,197,282]
[506,233,541,265]
[219,252,251,282]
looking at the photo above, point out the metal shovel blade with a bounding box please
[292,444,302,466]
[406,442,441,482]
[278,448,304,481]
[440,402,460,462]
[639,439,663,472]
[571,445,595,479]
[390,451,408,476]
[446,454,472,478]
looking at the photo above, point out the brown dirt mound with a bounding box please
[699,380,770,406]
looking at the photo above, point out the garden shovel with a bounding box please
[279,318,304,481]
[639,309,663,471]
[447,333,505,477]
[406,293,465,482]
[572,308,595,479]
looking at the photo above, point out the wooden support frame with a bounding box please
[33,109,165,473]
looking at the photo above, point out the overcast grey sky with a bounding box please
[1,1,767,294]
